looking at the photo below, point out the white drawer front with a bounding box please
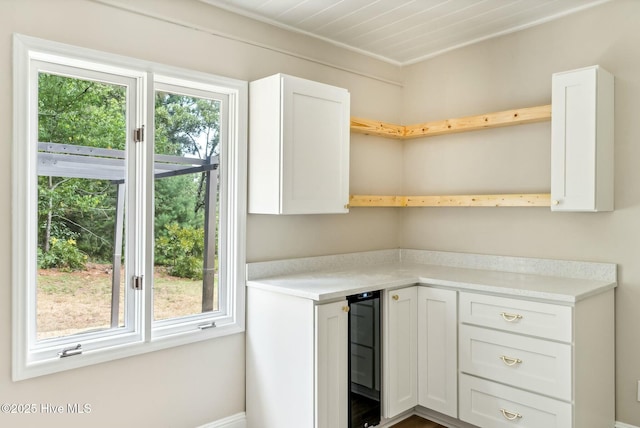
[459,374,572,428]
[459,325,572,400]
[459,292,572,342]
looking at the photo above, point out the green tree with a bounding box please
[37,75,221,277]
[154,92,220,213]
[153,92,220,278]
[38,73,126,266]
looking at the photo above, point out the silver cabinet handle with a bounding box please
[500,408,522,420]
[500,311,523,322]
[500,355,523,366]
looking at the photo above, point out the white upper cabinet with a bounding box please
[249,73,350,214]
[551,65,614,212]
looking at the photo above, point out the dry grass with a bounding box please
[37,263,215,340]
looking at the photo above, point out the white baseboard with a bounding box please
[616,422,640,428]
[196,412,246,428]
[197,412,634,428]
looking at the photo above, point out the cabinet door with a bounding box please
[551,65,614,212]
[315,300,349,428]
[281,75,350,214]
[418,287,457,418]
[384,286,418,418]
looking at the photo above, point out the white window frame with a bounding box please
[12,34,247,380]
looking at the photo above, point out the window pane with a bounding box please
[153,90,221,321]
[37,73,128,340]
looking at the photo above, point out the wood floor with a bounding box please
[389,415,446,428]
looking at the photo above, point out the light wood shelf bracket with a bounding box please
[349,193,551,208]
[350,104,551,139]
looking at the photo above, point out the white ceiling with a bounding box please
[200,0,610,65]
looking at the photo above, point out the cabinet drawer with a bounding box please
[459,374,572,428]
[459,325,571,400]
[459,292,572,342]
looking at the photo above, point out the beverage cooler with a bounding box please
[347,290,381,428]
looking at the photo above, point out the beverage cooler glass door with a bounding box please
[348,290,381,428]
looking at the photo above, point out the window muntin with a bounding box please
[13,34,247,380]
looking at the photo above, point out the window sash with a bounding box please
[26,60,145,363]
[150,80,230,338]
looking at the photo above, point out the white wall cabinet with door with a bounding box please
[248,73,350,214]
[246,287,348,428]
[551,65,614,212]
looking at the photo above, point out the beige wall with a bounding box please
[401,0,640,424]
[4,0,640,426]
[0,1,402,427]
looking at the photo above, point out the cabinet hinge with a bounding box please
[133,126,145,143]
[132,275,143,290]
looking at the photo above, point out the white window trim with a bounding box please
[12,34,247,380]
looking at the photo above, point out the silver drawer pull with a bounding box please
[500,312,523,322]
[500,355,523,366]
[500,408,523,420]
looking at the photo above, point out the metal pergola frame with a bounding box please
[38,142,219,327]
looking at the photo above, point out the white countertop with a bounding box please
[246,250,617,304]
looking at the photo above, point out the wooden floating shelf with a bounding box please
[349,104,553,208]
[350,104,551,139]
[349,193,552,208]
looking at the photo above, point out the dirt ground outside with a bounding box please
[37,263,215,340]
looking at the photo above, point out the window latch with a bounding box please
[132,275,143,290]
[197,322,216,330]
[58,344,83,358]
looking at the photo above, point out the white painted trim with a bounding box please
[196,412,246,428]
[616,422,640,428]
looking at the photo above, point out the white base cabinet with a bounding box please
[247,283,614,428]
[248,73,350,214]
[458,290,615,428]
[417,287,457,418]
[246,287,348,428]
[384,286,418,418]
